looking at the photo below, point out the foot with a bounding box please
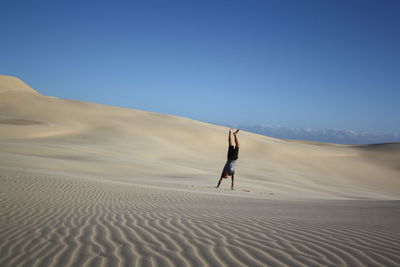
[233,129,240,135]
[231,187,235,190]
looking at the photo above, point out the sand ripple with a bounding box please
[1,168,399,267]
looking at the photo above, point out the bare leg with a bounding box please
[216,174,224,188]
[231,174,235,190]
[228,129,233,146]
[233,129,240,147]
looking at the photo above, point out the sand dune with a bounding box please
[1,75,399,266]
[1,75,398,199]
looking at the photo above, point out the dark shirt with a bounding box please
[227,145,239,160]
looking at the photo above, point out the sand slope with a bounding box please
[1,75,399,266]
[0,75,399,199]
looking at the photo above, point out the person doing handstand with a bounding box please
[216,129,240,190]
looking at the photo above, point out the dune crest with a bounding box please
[0,75,39,94]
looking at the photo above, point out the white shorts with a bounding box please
[222,160,236,175]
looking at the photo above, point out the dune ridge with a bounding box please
[0,75,38,94]
[1,75,399,266]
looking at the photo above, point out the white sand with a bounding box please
[1,75,399,266]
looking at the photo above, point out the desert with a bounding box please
[1,75,399,266]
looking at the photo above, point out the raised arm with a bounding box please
[233,129,240,147]
[228,129,233,146]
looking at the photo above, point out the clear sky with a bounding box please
[1,0,399,134]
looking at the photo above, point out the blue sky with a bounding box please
[1,0,400,136]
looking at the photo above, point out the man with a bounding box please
[216,129,240,190]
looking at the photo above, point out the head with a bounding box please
[222,172,229,179]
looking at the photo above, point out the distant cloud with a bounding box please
[217,123,400,145]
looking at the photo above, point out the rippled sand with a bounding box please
[1,168,399,266]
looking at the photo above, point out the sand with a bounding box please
[1,75,399,266]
